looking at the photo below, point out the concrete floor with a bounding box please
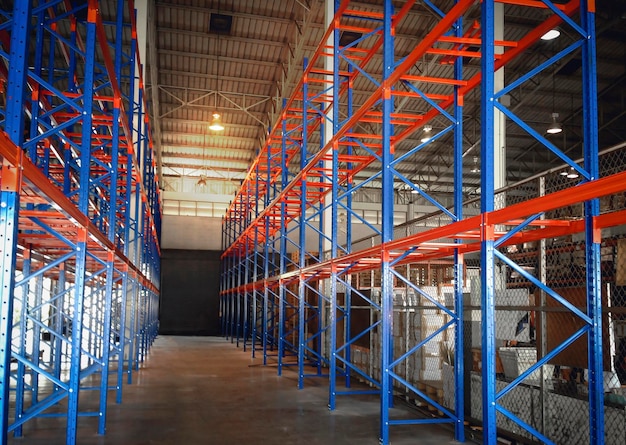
[9,336,465,444]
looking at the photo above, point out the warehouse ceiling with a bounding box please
[145,0,626,218]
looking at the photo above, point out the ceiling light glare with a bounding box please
[420,125,432,143]
[541,29,560,41]
[566,167,579,179]
[209,112,224,131]
[470,156,480,173]
[546,112,562,134]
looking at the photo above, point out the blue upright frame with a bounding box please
[219,2,603,445]
[480,1,601,444]
[0,1,161,443]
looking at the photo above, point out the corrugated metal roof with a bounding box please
[147,0,626,216]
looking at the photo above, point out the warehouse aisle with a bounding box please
[9,336,463,444]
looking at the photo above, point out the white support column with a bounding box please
[322,0,334,259]
[494,3,506,194]
[320,0,334,360]
[134,0,148,173]
[494,3,507,292]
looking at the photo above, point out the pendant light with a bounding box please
[546,70,562,134]
[541,29,560,41]
[546,112,562,134]
[209,112,224,132]
[209,1,224,132]
[566,167,579,179]
[197,130,209,186]
[470,156,480,173]
[421,124,432,143]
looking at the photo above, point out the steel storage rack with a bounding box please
[221,1,626,444]
[0,1,161,444]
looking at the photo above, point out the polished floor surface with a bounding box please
[8,336,464,444]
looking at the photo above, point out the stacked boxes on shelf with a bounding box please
[360,285,456,387]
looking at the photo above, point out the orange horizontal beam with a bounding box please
[343,8,384,20]
[496,0,567,9]
[438,35,517,47]
[224,197,626,294]
[0,130,157,292]
[400,75,468,86]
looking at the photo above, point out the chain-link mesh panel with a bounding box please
[333,144,626,440]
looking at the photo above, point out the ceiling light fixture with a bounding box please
[566,167,579,179]
[547,112,562,134]
[541,29,561,41]
[470,156,480,173]
[421,124,432,143]
[546,70,562,135]
[210,2,225,132]
[197,129,209,187]
[209,112,224,131]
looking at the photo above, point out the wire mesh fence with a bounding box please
[338,144,626,443]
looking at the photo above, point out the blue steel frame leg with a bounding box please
[277,282,285,375]
[379,1,395,442]
[236,284,241,347]
[230,288,235,342]
[1,1,31,440]
[251,166,261,358]
[13,249,31,438]
[0,176,20,444]
[67,242,91,442]
[262,151,273,364]
[98,252,116,434]
[344,66,354,391]
[480,2,497,444]
[235,198,242,347]
[127,278,137,384]
[137,289,146,365]
[453,4,465,441]
[28,5,45,164]
[243,236,250,351]
[32,275,44,403]
[263,286,269,365]
[581,2,603,441]
[298,59,310,389]
[116,267,129,404]
[251,233,259,355]
[317,140,324,380]
[54,265,67,383]
[98,0,123,424]
[277,103,290,376]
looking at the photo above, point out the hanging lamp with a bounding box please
[541,29,560,40]
[546,71,562,135]
[546,112,562,134]
[210,2,225,132]
[209,112,224,131]
[470,156,480,173]
[566,167,579,179]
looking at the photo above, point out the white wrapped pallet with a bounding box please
[409,311,421,328]
[420,368,442,381]
[420,354,442,382]
[422,313,445,327]
[422,334,443,356]
[393,311,403,337]
[419,286,441,307]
